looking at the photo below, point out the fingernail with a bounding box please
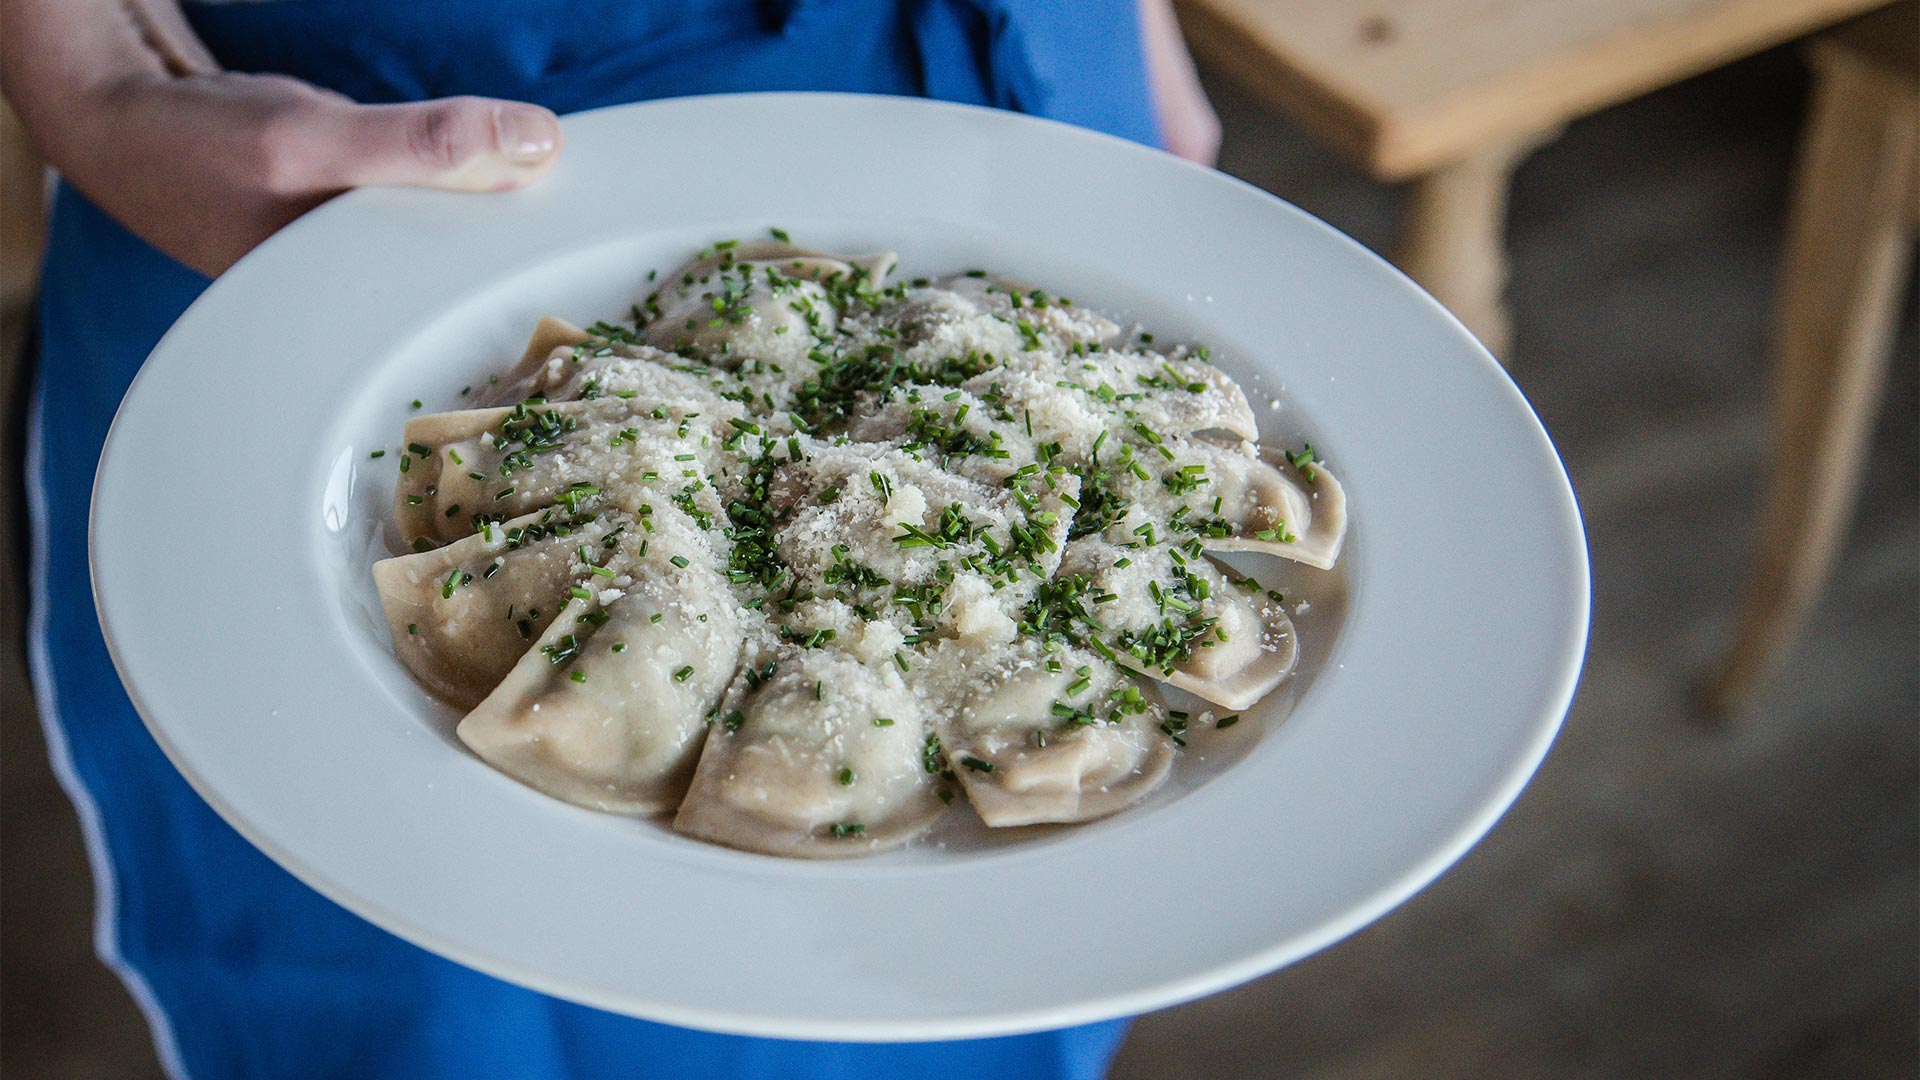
[496,105,559,165]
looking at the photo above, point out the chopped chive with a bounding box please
[673,665,694,682]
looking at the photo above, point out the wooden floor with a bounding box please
[3,48,1914,1080]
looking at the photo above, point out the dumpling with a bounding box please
[639,242,896,365]
[838,384,1039,487]
[925,639,1174,827]
[510,315,593,381]
[456,509,744,814]
[1179,446,1346,569]
[661,241,894,292]
[373,508,624,707]
[485,335,723,409]
[1149,571,1298,710]
[875,282,1029,361]
[392,397,738,545]
[1053,538,1298,711]
[673,647,946,857]
[1050,348,1260,443]
[934,272,1122,350]
[763,440,1079,635]
[477,315,587,405]
[1081,438,1347,571]
[392,405,538,544]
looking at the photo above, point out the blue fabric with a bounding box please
[29,2,1156,1078]
[181,0,1161,146]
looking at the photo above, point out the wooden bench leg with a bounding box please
[1703,42,1918,716]
[1394,131,1554,360]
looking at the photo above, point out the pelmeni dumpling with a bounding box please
[839,384,1038,479]
[924,639,1174,827]
[393,404,569,544]
[1185,449,1346,569]
[486,335,724,409]
[1053,349,1260,443]
[456,510,744,814]
[1154,573,1299,710]
[1084,437,1347,571]
[640,243,896,365]
[1056,538,1298,711]
[674,647,945,857]
[393,397,738,545]
[508,315,593,381]
[765,440,1078,607]
[933,273,1122,350]
[373,508,622,707]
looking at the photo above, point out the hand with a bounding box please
[0,0,562,277]
[1141,0,1223,166]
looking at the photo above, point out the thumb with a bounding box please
[308,96,562,192]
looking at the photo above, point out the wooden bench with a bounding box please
[1177,0,1893,356]
[1706,2,1917,711]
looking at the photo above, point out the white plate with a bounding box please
[92,93,1588,1041]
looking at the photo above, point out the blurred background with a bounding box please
[2,2,1915,1077]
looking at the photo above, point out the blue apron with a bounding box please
[27,3,1158,1077]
